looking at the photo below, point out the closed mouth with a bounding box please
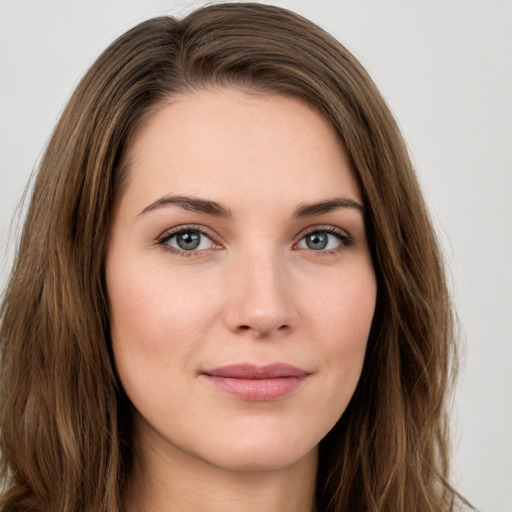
[200,363,310,401]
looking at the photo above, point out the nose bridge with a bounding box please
[223,243,297,337]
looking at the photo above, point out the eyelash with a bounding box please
[296,226,354,255]
[156,225,220,257]
[155,225,353,257]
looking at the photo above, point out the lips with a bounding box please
[201,363,309,401]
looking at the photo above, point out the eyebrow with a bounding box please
[138,194,364,219]
[138,195,233,218]
[292,197,365,218]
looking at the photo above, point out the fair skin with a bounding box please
[106,88,377,512]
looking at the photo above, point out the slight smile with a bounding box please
[200,363,311,401]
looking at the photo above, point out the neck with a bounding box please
[124,423,318,512]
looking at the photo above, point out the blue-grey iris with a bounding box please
[177,231,201,250]
[306,232,328,250]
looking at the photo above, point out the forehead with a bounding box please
[121,87,361,215]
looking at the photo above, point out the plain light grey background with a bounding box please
[1,1,511,511]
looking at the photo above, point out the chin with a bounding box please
[194,429,319,473]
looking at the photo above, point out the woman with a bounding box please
[0,3,473,511]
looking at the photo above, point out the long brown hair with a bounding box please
[1,3,461,511]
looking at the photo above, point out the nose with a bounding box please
[222,251,299,338]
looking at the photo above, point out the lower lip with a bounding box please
[202,375,307,401]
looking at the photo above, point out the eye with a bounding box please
[296,228,352,252]
[158,227,216,253]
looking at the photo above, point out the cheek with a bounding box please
[305,267,376,406]
[109,257,216,339]
[306,262,376,342]
[106,261,219,396]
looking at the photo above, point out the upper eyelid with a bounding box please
[155,226,221,257]
[296,224,351,239]
[300,225,347,234]
[157,223,349,237]
[155,224,352,250]
[294,225,353,250]
[157,224,219,243]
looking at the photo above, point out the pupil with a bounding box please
[307,233,328,250]
[177,231,201,250]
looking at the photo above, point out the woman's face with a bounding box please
[106,88,376,473]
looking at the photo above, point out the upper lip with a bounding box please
[201,363,309,379]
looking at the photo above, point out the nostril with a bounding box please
[236,323,289,335]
